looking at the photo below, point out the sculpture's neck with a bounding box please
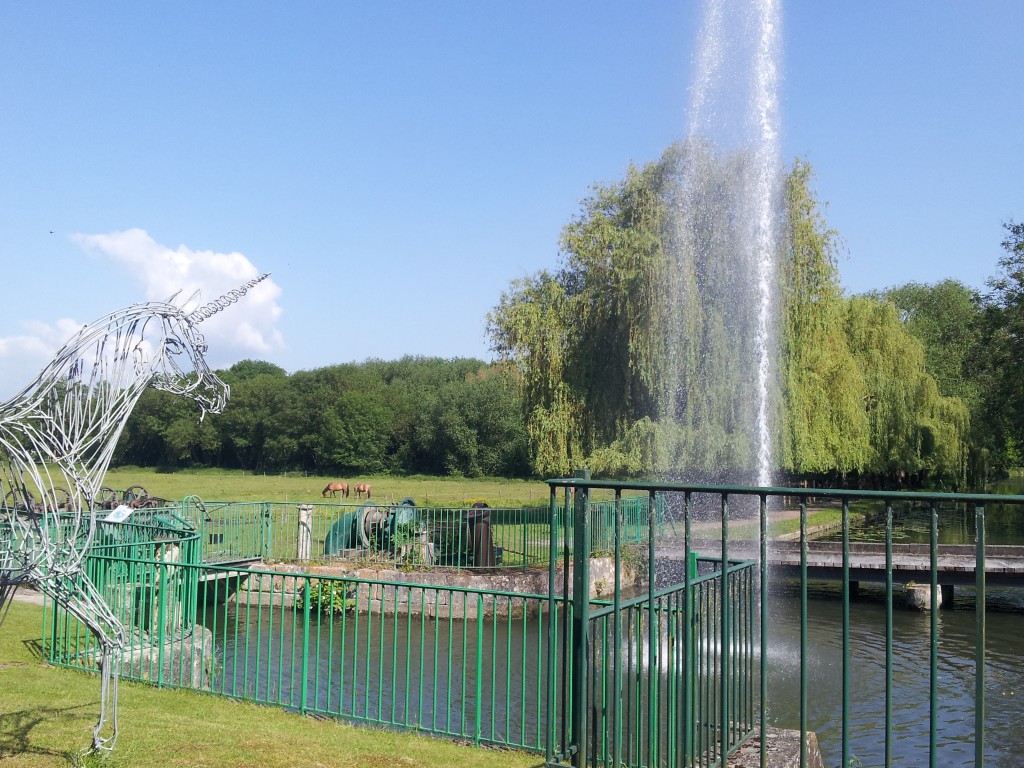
[0,309,166,495]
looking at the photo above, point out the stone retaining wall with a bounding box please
[226,557,638,618]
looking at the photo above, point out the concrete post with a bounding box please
[905,582,942,610]
[297,505,313,561]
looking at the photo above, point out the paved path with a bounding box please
[6,587,44,605]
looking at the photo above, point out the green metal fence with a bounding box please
[45,557,746,761]
[546,479,755,768]
[544,479,1024,768]
[43,487,744,766]
[44,480,1024,767]
[45,511,206,687]
[172,495,661,570]
[196,567,566,749]
[554,553,755,768]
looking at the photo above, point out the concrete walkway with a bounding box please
[6,587,44,605]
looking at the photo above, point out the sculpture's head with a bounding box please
[151,274,269,418]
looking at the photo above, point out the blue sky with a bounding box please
[1,2,1021,400]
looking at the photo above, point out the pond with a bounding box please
[766,581,1024,768]
[816,477,1024,546]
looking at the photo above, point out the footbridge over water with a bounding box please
[658,539,1024,596]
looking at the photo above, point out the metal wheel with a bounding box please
[124,485,149,504]
[45,487,72,510]
[96,487,119,509]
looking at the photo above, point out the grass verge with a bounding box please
[0,600,540,768]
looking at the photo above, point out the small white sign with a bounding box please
[104,504,133,523]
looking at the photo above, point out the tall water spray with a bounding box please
[661,0,781,487]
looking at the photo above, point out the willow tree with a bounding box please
[842,296,970,487]
[779,161,870,475]
[777,165,975,487]
[490,141,780,478]
[557,150,671,472]
[488,272,584,477]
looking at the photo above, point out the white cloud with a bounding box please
[0,318,82,358]
[73,228,284,364]
[0,318,86,402]
[0,229,284,401]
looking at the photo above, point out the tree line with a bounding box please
[113,357,531,478]
[113,144,1024,489]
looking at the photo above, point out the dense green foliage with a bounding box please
[872,224,1024,483]
[114,357,531,478]
[975,221,1024,473]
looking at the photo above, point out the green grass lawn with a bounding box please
[100,467,553,507]
[0,600,541,768]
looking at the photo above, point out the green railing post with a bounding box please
[687,547,698,767]
[475,592,484,747]
[759,493,768,768]
[719,493,730,765]
[800,498,808,768]
[300,578,311,715]
[156,560,168,687]
[841,499,850,768]
[683,491,694,766]
[975,504,986,768]
[885,502,894,767]
[546,486,558,766]
[647,491,657,768]
[612,490,623,768]
[930,504,939,768]
[561,486,571,758]
[570,469,591,768]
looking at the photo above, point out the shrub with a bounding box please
[296,579,353,615]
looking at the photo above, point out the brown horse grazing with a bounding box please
[322,481,349,499]
[354,482,371,499]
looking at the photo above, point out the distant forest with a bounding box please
[114,356,532,479]
[114,148,1024,490]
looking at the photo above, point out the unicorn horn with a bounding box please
[187,273,270,324]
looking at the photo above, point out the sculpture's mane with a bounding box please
[0,301,185,416]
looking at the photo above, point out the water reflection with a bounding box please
[766,582,1024,768]
[813,478,1024,547]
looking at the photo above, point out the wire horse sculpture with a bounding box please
[0,274,267,754]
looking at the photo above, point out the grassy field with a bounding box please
[99,467,554,507]
[0,600,540,768]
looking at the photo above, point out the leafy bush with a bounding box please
[296,580,353,615]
